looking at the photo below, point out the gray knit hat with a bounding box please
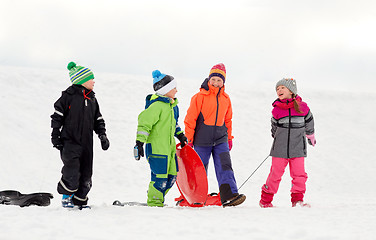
[276,78,297,95]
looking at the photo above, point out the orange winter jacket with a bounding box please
[184,78,233,146]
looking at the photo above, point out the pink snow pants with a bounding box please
[262,157,308,194]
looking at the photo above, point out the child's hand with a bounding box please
[99,134,110,150]
[177,133,188,147]
[228,140,233,151]
[134,141,144,160]
[51,137,63,150]
[51,128,63,150]
[306,134,316,147]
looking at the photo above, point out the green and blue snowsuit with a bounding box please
[137,94,182,206]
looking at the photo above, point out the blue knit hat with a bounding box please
[152,70,176,95]
[67,62,94,85]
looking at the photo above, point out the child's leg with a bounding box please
[72,148,93,206]
[147,172,166,207]
[164,174,177,196]
[147,173,176,207]
[193,145,213,173]
[261,157,289,204]
[212,142,239,203]
[289,157,308,203]
[57,144,81,196]
[164,154,178,196]
[147,181,165,207]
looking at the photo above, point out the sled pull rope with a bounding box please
[238,155,270,190]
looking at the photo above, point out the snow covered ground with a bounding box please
[1,65,375,240]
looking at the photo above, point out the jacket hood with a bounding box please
[145,94,178,109]
[200,78,210,90]
[66,84,95,97]
[272,95,302,107]
[199,78,227,97]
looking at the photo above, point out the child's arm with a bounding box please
[224,98,234,141]
[304,110,314,135]
[94,100,109,150]
[50,93,68,150]
[304,110,315,146]
[173,105,183,137]
[271,117,277,138]
[136,104,160,143]
[134,103,161,159]
[93,100,106,136]
[51,94,68,129]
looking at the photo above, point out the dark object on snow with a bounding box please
[113,200,149,207]
[0,190,53,207]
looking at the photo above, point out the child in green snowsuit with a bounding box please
[134,70,187,207]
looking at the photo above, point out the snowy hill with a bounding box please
[1,65,375,240]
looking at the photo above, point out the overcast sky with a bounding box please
[1,0,375,86]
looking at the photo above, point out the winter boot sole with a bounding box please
[222,194,246,207]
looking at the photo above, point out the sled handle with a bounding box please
[176,143,182,150]
[176,143,190,150]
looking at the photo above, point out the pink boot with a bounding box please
[291,193,311,207]
[259,191,274,208]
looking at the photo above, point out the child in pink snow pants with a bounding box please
[260,78,316,208]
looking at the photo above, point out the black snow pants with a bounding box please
[57,141,93,205]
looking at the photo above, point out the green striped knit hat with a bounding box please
[67,62,94,85]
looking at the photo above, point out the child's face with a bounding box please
[276,85,293,100]
[82,79,95,90]
[165,87,177,99]
[209,77,224,88]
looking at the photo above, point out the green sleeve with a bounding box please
[136,103,160,143]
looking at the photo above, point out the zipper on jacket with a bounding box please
[212,87,221,146]
[214,87,221,126]
[82,89,89,142]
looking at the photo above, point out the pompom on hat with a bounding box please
[152,70,177,96]
[209,63,226,82]
[67,62,94,85]
[276,78,297,95]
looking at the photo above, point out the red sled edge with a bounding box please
[175,193,222,207]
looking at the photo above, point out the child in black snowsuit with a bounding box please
[50,62,110,208]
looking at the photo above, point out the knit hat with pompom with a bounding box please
[275,78,297,95]
[67,62,94,85]
[209,63,226,82]
[152,70,176,96]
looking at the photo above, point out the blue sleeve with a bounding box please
[174,105,183,137]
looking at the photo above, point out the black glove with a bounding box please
[177,133,188,148]
[51,128,63,151]
[99,134,110,150]
[134,140,144,160]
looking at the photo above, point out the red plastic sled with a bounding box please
[176,143,208,205]
[175,144,222,207]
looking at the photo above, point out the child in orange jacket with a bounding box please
[184,63,246,207]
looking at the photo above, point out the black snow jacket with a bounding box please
[51,85,106,146]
